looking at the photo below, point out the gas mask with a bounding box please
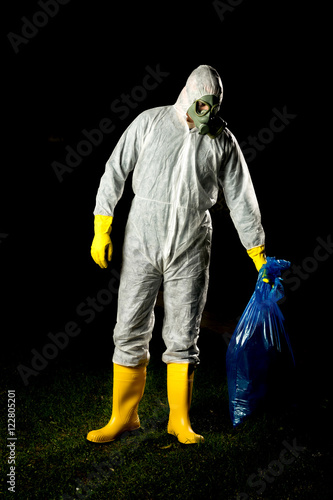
[187,94,226,139]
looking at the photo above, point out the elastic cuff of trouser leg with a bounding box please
[166,361,199,366]
[114,363,148,369]
[163,358,200,366]
[112,357,150,368]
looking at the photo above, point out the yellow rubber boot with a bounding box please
[87,363,146,443]
[167,363,204,444]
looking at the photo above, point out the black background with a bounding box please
[2,0,331,397]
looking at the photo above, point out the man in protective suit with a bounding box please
[87,65,266,444]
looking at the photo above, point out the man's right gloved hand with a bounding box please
[91,214,113,268]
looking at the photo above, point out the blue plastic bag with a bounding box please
[226,257,295,427]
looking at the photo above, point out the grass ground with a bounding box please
[1,317,332,500]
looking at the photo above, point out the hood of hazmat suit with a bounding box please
[175,65,223,115]
[175,65,225,138]
[94,64,265,366]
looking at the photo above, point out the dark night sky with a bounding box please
[2,1,331,385]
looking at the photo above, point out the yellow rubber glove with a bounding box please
[247,245,269,282]
[91,215,113,269]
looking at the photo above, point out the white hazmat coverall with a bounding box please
[93,65,265,367]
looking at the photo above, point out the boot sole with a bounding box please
[86,424,140,444]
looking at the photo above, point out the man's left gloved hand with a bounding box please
[247,245,269,282]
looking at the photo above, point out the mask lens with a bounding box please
[211,104,219,116]
[195,100,210,116]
